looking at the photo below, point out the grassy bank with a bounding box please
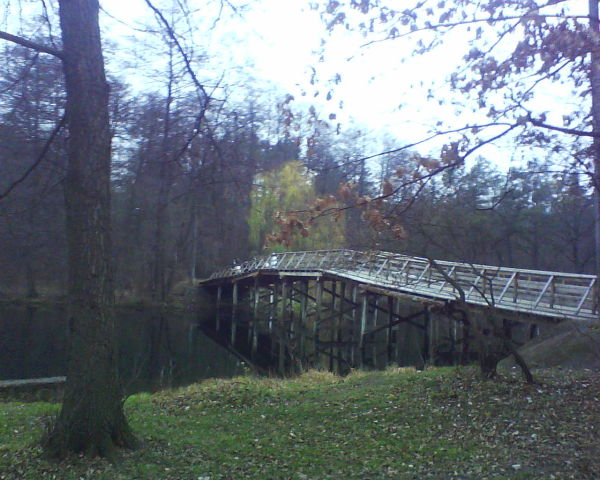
[1,367,598,480]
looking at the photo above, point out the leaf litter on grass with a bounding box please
[0,367,598,479]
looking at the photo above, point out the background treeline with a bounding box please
[0,43,593,300]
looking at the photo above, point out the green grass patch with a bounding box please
[0,367,598,479]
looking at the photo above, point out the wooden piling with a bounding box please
[387,296,394,365]
[252,278,259,358]
[279,279,288,374]
[372,295,379,368]
[359,293,367,368]
[351,284,358,365]
[231,282,238,346]
[329,280,336,371]
[314,279,323,368]
[300,280,308,368]
[216,285,222,331]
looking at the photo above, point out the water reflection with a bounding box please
[0,302,243,394]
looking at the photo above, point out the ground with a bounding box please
[0,367,598,480]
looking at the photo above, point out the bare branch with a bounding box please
[0,30,63,59]
[527,113,598,138]
[99,6,159,34]
[143,0,209,103]
[40,0,58,50]
[0,51,39,93]
[315,121,515,174]
[360,13,588,50]
[475,187,514,211]
[0,113,66,201]
[427,257,465,303]
[460,122,521,160]
[474,174,514,212]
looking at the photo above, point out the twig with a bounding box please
[0,113,66,201]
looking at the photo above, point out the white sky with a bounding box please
[98,0,481,157]
[6,0,590,169]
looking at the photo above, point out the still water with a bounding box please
[0,302,243,394]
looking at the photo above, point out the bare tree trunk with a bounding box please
[45,0,135,458]
[151,44,175,302]
[590,1,600,297]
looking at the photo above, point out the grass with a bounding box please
[0,367,598,479]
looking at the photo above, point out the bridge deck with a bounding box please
[202,250,598,322]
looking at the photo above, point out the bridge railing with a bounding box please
[335,251,598,320]
[206,249,598,321]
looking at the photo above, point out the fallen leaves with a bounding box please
[0,368,598,479]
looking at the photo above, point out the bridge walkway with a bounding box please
[204,249,598,322]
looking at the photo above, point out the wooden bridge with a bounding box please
[198,250,598,374]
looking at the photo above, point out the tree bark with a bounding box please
[45,0,135,458]
[151,50,174,302]
[590,0,600,304]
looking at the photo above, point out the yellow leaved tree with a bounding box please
[249,161,345,254]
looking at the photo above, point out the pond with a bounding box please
[0,302,244,394]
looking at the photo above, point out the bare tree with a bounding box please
[1,0,136,457]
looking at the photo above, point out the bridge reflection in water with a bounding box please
[198,250,598,374]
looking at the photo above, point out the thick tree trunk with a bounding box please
[45,0,135,458]
[590,1,600,297]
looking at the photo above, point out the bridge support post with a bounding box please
[329,281,336,371]
[359,292,367,368]
[373,296,381,368]
[350,285,358,366]
[314,279,322,368]
[268,287,274,333]
[269,286,275,359]
[215,285,222,332]
[337,282,346,374]
[423,309,430,365]
[461,319,470,365]
[279,279,288,374]
[428,310,436,366]
[452,315,459,365]
[299,280,308,370]
[387,296,394,365]
[251,278,259,358]
[231,282,238,346]
[394,298,401,365]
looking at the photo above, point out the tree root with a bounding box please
[42,411,138,461]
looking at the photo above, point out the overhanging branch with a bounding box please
[527,113,598,138]
[0,30,63,59]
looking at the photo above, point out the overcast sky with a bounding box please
[98,0,496,158]
[5,0,590,169]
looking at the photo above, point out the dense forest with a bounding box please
[0,37,594,300]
